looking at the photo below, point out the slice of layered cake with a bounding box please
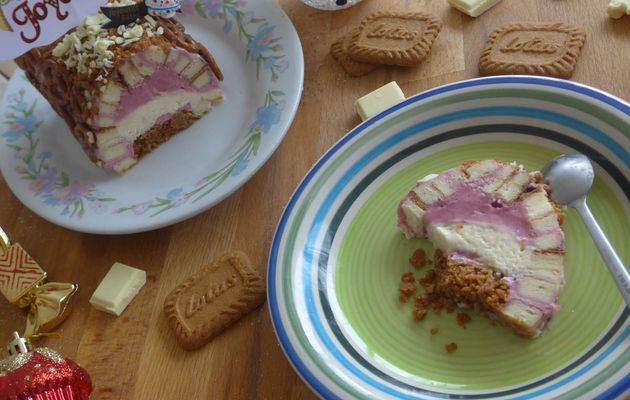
[15,2,224,173]
[397,160,565,337]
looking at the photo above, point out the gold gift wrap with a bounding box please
[0,228,78,338]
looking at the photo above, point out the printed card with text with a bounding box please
[0,0,103,59]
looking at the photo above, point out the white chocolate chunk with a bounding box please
[608,0,630,18]
[448,0,503,17]
[355,82,405,121]
[90,262,146,316]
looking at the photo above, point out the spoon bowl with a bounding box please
[542,153,595,206]
[543,154,630,306]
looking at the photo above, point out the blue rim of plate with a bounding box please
[268,75,630,400]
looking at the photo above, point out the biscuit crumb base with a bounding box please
[133,110,200,161]
[433,250,509,314]
[398,248,518,352]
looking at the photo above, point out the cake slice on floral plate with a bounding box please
[15,0,224,173]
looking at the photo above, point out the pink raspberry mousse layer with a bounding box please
[397,160,566,336]
[397,160,564,249]
[99,53,220,125]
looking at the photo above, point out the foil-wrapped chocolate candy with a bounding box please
[0,227,78,338]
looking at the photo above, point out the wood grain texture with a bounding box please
[0,1,629,399]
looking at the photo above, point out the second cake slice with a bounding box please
[15,4,224,173]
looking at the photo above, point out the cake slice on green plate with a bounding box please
[397,160,565,337]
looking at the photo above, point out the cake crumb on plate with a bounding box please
[457,312,472,328]
[401,272,415,283]
[409,248,428,268]
[413,307,428,320]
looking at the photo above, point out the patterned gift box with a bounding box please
[0,244,46,303]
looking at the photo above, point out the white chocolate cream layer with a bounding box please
[427,222,563,278]
[428,223,533,276]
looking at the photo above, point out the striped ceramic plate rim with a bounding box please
[268,76,630,400]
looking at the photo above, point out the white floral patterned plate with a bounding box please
[0,0,303,234]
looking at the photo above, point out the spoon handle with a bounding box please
[572,198,630,307]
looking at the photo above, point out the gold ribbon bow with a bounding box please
[0,226,78,338]
[16,281,78,338]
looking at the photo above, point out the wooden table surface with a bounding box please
[1,0,629,399]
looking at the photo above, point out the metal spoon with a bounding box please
[543,153,630,307]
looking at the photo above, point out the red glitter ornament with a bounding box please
[0,332,92,400]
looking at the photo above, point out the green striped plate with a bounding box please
[268,76,630,399]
